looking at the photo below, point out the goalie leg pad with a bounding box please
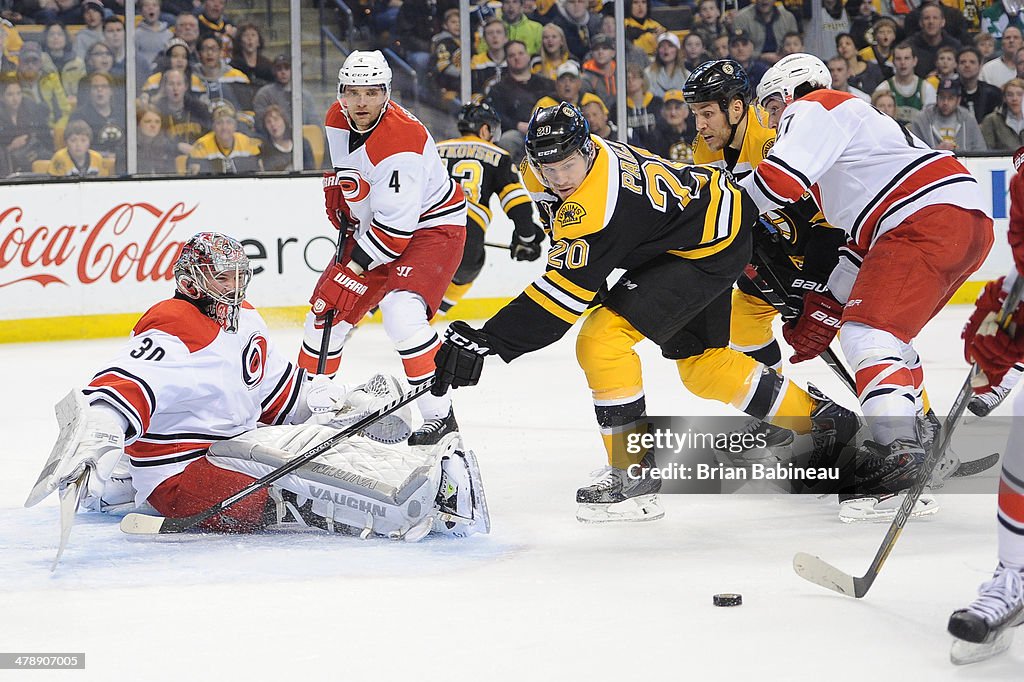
[208,425,444,540]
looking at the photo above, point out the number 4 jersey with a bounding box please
[480,135,752,360]
[324,100,466,272]
[83,297,307,504]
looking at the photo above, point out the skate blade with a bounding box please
[576,494,664,524]
[838,494,939,524]
[950,629,1014,665]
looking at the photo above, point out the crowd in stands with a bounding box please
[0,0,320,178]
[4,0,1024,180]
[395,0,1024,163]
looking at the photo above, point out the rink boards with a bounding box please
[0,156,1012,343]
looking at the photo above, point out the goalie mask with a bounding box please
[174,232,252,333]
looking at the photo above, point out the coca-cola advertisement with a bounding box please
[0,177,332,327]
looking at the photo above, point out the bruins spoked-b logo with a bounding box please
[556,201,587,227]
[241,333,268,389]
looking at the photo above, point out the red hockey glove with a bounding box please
[310,262,368,317]
[782,291,844,364]
[962,278,1024,391]
[323,171,353,231]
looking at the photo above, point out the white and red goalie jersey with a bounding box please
[740,89,989,257]
[325,100,465,271]
[82,298,306,504]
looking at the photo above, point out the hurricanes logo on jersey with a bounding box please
[336,169,371,203]
[242,333,268,389]
[556,201,587,227]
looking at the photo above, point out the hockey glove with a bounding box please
[963,278,1024,391]
[310,262,368,317]
[782,291,844,363]
[432,321,494,396]
[510,224,544,262]
[323,171,354,231]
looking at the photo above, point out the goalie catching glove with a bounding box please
[782,291,844,363]
[432,321,494,396]
[304,373,413,444]
[963,277,1024,392]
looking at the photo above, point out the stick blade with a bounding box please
[120,512,168,535]
[793,552,859,597]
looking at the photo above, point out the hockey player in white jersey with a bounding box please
[949,148,1024,664]
[739,54,995,521]
[25,232,488,542]
[300,50,468,447]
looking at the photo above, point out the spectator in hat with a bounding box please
[731,0,798,65]
[727,29,769,91]
[624,0,667,57]
[189,102,261,175]
[535,60,584,109]
[580,91,617,139]
[252,54,318,131]
[531,22,574,81]
[958,46,1003,124]
[981,78,1024,151]
[912,76,986,151]
[74,0,107,61]
[582,33,616,111]
[646,32,689,98]
[648,89,696,163]
[16,41,70,128]
[503,0,543,56]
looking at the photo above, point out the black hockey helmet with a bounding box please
[525,101,594,171]
[683,59,751,110]
[457,101,501,139]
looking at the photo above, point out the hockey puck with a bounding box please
[713,593,742,607]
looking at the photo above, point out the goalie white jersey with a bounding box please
[325,100,466,271]
[83,297,306,503]
[740,89,989,255]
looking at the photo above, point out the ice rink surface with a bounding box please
[2,306,1022,681]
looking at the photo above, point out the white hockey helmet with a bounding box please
[337,50,393,105]
[755,53,832,108]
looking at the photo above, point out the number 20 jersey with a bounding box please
[480,135,751,360]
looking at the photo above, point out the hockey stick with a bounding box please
[793,276,1024,598]
[742,262,857,392]
[484,241,511,251]
[119,381,433,535]
[315,220,351,375]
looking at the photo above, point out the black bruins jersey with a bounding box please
[481,135,750,360]
[436,134,534,236]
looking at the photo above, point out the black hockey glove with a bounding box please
[510,224,544,262]
[432,321,495,396]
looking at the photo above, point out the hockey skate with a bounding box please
[967,385,1011,418]
[949,563,1024,665]
[575,452,663,523]
[408,407,459,446]
[838,438,940,523]
[787,386,862,494]
[713,417,794,465]
[432,438,490,537]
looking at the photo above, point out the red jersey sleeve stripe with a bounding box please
[756,159,808,203]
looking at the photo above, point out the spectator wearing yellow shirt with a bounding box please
[189,103,261,175]
[48,119,107,177]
